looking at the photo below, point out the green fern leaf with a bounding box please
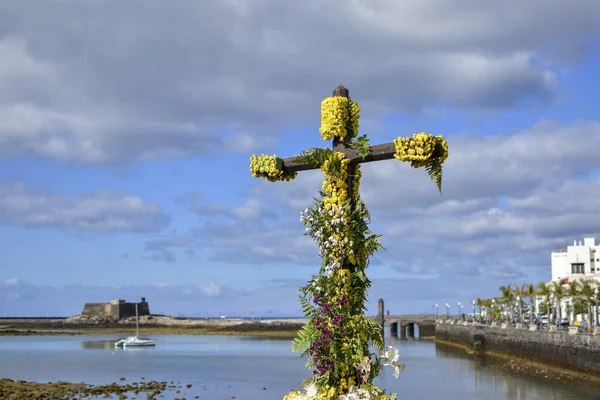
[425,156,443,193]
[365,318,384,351]
[295,148,333,169]
[292,322,318,353]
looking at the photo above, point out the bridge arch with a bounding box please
[380,315,436,340]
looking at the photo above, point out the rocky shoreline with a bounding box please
[0,378,199,399]
[0,315,307,338]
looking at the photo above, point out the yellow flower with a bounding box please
[249,154,297,182]
[319,97,350,140]
[393,132,448,168]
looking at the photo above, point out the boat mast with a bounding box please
[135,301,139,336]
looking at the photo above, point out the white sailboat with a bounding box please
[115,302,156,347]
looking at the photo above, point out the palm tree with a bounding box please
[475,298,485,323]
[550,280,566,326]
[567,280,581,324]
[537,282,552,323]
[499,285,513,322]
[526,284,536,324]
[513,284,528,323]
[580,279,595,329]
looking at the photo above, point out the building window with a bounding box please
[571,263,584,274]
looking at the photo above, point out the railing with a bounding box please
[435,317,600,335]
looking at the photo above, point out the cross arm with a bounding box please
[281,142,396,173]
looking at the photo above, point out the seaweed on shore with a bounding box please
[0,378,168,399]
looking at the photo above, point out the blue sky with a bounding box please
[1,1,600,318]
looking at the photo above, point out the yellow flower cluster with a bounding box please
[321,153,350,210]
[249,154,297,182]
[333,269,352,299]
[321,153,353,270]
[319,97,362,141]
[319,96,349,140]
[283,386,338,400]
[393,132,449,168]
[349,101,360,139]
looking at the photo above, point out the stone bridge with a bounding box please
[371,299,437,339]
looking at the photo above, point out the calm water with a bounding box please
[0,333,598,399]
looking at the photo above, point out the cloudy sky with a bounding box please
[1,0,600,318]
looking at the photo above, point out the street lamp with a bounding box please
[492,299,496,322]
[457,302,461,320]
[472,300,476,322]
[445,303,450,318]
[517,296,521,323]
[594,288,598,326]
[435,304,439,319]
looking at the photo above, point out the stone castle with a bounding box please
[82,297,150,320]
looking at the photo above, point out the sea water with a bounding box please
[0,334,597,399]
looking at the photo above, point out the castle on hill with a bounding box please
[82,297,150,320]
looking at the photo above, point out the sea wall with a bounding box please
[435,322,600,375]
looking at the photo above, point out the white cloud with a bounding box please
[0,1,595,163]
[4,278,20,287]
[199,282,221,297]
[0,182,170,233]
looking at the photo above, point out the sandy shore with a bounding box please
[0,315,307,338]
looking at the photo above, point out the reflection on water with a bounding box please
[0,335,599,399]
[81,340,117,350]
[435,343,593,400]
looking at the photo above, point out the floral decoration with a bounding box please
[249,153,297,182]
[393,132,449,192]
[319,97,361,141]
[249,91,448,399]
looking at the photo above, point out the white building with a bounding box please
[551,237,600,281]
[537,237,600,324]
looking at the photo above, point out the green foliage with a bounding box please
[292,320,319,354]
[426,156,444,193]
[365,318,384,352]
[348,134,371,158]
[300,295,316,317]
[295,148,334,169]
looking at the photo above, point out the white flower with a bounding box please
[382,346,399,364]
[392,363,404,378]
[304,382,318,398]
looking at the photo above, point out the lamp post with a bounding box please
[472,300,476,322]
[445,303,450,318]
[457,302,461,320]
[492,298,496,322]
[594,288,598,326]
[435,304,439,319]
[517,296,521,323]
